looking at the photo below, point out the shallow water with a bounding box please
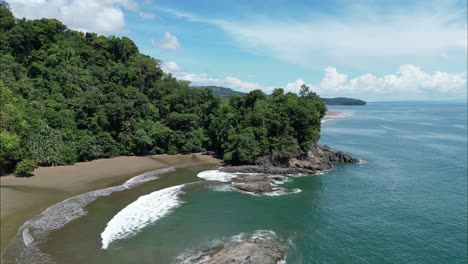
[3,102,467,264]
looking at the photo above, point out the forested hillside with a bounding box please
[321,97,366,105]
[192,86,245,98]
[0,2,326,175]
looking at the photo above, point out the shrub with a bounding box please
[58,145,77,165]
[14,159,37,177]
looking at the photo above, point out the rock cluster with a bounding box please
[231,175,283,194]
[188,235,286,264]
[221,145,359,175]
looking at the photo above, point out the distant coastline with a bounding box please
[320,97,366,105]
[193,86,367,105]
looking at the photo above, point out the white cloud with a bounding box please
[156,32,182,51]
[224,76,262,90]
[163,62,466,100]
[162,61,180,72]
[160,3,467,70]
[306,65,467,100]
[161,61,263,92]
[7,0,153,34]
[285,79,305,93]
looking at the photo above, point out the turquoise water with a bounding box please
[3,102,467,263]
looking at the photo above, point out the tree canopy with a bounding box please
[0,2,326,175]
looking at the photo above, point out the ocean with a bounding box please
[3,102,467,263]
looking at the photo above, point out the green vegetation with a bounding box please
[321,97,366,105]
[192,86,245,99]
[0,2,326,175]
[193,86,366,106]
[14,159,37,177]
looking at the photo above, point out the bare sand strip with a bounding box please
[0,154,220,252]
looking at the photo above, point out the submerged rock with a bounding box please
[186,234,286,264]
[233,181,274,194]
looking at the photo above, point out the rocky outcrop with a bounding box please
[187,234,286,264]
[231,175,275,194]
[319,145,360,163]
[221,144,359,175]
[233,181,274,194]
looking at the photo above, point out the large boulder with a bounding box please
[195,236,286,264]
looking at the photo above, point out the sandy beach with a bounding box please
[0,154,220,252]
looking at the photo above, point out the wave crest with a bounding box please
[101,184,186,249]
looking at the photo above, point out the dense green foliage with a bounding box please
[0,2,326,175]
[321,97,366,105]
[14,159,37,177]
[192,86,245,99]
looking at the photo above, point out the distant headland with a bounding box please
[193,86,366,105]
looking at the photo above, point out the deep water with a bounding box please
[3,102,467,264]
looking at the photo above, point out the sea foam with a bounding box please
[199,170,301,197]
[197,170,238,182]
[101,184,186,249]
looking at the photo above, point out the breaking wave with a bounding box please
[199,170,301,197]
[196,170,239,182]
[101,184,187,249]
[1,167,179,264]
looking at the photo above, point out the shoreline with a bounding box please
[0,154,220,252]
[325,110,343,117]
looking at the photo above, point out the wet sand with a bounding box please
[0,154,220,252]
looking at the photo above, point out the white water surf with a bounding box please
[101,184,186,249]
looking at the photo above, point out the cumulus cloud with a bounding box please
[7,0,153,34]
[307,65,467,100]
[224,76,262,90]
[163,62,466,100]
[285,79,305,93]
[162,61,181,72]
[155,32,182,50]
[162,61,262,92]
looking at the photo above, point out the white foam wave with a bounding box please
[358,159,368,165]
[264,188,302,197]
[101,184,186,249]
[268,175,291,185]
[208,184,234,193]
[124,167,176,187]
[321,111,352,123]
[197,170,238,182]
[2,167,178,263]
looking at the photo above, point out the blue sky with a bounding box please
[7,0,468,101]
